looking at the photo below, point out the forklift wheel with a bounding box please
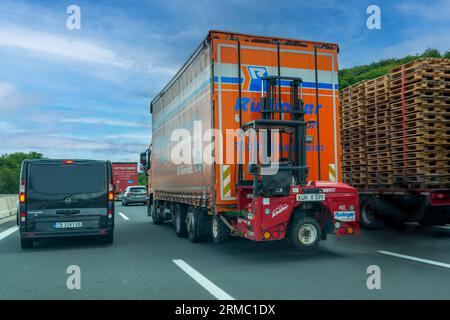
[288,217,321,251]
[211,215,230,243]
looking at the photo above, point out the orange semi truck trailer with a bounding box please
[141,31,360,251]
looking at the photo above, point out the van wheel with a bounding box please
[211,215,230,243]
[102,234,114,244]
[186,207,202,243]
[174,204,188,237]
[20,238,33,249]
[151,201,164,225]
[360,196,383,229]
[288,217,321,251]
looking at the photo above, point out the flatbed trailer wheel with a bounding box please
[211,215,230,243]
[151,201,164,225]
[360,196,383,229]
[174,204,188,238]
[288,217,321,251]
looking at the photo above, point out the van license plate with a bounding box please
[54,222,83,229]
[296,193,325,202]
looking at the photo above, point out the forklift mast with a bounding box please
[242,76,309,196]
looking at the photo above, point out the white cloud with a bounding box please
[0,81,42,111]
[383,31,450,58]
[60,117,149,128]
[395,1,450,22]
[0,26,131,68]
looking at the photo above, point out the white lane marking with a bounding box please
[0,226,19,240]
[173,259,235,300]
[378,250,450,269]
[432,225,450,230]
[118,212,130,221]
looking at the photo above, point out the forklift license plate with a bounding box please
[296,193,325,202]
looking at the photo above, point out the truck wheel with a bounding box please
[211,215,230,243]
[174,204,188,238]
[20,238,33,249]
[360,196,383,229]
[288,217,321,251]
[186,207,202,243]
[151,201,164,225]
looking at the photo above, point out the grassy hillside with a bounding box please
[339,48,450,89]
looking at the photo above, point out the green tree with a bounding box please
[422,48,441,58]
[339,48,445,89]
[138,172,147,186]
[0,152,44,194]
[444,50,450,59]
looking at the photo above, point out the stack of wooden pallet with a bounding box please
[389,58,450,188]
[339,80,368,187]
[364,75,393,187]
[339,57,450,189]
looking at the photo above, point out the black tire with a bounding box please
[151,201,164,225]
[20,238,33,249]
[211,215,230,243]
[102,234,114,244]
[288,216,321,251]
[186,207,202,243]
[360,196,383,229]
[174,204,188,238]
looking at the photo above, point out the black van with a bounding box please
[18,159,115,249]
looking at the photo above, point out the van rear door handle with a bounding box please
[56,209,80,215]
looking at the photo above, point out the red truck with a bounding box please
[112,162,138,199]
[141,31,360,251]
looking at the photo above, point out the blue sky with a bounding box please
[0,0,449,163]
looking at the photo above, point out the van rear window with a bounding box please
[129,187,146,193]
[28,164,107,195]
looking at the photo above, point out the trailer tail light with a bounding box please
[19,193,25,203]
[347,227,354,234]
[20,212,26,222]
[430,192,450,205]
[108,192,114,201]
[108,209,113,219]
[264,232,271,240]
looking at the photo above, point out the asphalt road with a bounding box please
[0,203,449,300]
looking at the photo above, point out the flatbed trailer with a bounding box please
[142,31,360,251]
[358,188,450,228]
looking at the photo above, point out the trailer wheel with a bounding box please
[211,215,230,243]
[174,204,188,238]
[186,207,202,243]
[288,217,321,251]
[360,196,383,229]
[151,201,164,225]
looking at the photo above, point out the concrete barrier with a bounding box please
[0,195,18,224]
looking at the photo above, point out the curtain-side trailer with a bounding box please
[142,31,360,251]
